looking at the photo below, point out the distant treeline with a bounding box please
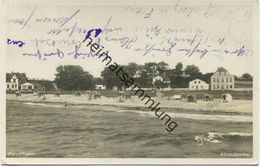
[54,62,253,91]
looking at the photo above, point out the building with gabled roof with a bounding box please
[210,67,235,90]
[152,73,171,89]
[189,78,209,90]
[6,72,27,91]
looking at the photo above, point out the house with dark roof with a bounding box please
[210,67,235,90]
[152,73,171,89]
[6,72,27,91]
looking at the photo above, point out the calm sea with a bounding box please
[6,101,252,158]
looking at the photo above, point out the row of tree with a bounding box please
[54,65,94,90]
[54,63,253,90]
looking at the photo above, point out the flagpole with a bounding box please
[152,65,155,90]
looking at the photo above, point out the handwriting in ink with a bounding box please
[125,6,154,18]
[67,45,96,59]
[7,38,25,47]
[84,28,102,40]
[22,48,64,60]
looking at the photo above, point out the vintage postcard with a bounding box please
[0,0,259,164]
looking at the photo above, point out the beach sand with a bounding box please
[6,93,252,114]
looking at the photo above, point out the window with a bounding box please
[194,81,196,84]
[230,85,233,89]
[226,85,229,89]
[12,84,14,88]
[226,78,229,82]
[213,78,215,82]
[230,78,233,82]
[198,81,200,84]
[7,84,9,88]
[221,78,224,82]
[216,85,219,89]
[213,85,216,89]
[217,78,219,82]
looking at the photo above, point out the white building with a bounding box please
[189,79,209,90]
[152,74,171,89]
[21,82,42,91]
[222,93,233,102]
[210,67,235,90]
[95,84,106,90]
[6,74,19,90]
[6,73,27,91]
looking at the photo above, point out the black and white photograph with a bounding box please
[1,0,258,164]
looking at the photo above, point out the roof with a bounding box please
[189,78,208,84]
[133,70,141,78]
[211,67,233,78]
[28,80,47,85]
[21,82,34,85]
[154,73,170,81]
[28,79,56,91]
[6,72,27,83]
[216,67,228,72]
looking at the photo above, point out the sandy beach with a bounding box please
[6,93,252,114]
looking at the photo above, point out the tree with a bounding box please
[157,61,169,74]
[175,62,183,76]
[135,62,156,87]
[241,73,253,81]
[101,66,123,89]
[201,72,214,83]
[184,65,202,80]
[136,65,151,87]
[94,77,104,85]
[54,65,94,90]
[124,62,139,77]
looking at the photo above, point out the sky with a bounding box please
[4,0,256,80]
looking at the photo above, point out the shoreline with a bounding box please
[6,94,253,115]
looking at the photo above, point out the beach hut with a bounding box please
[187,94,197,103]
[93,91,101,99]
[150,89,157,97]
[204,94,213,101]
[156,91,164,98]
[15,91,21,97]
[119,91,131,100]
[75,91,81,96]
[54,92,60,97]
[119,97,124,102]
[40,95,46,100]
[173,95,182,100]
[221,93,232,102]
[38,91,44,97]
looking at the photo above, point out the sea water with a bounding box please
[6,101,252,158]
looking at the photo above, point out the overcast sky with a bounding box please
[5,0,256,80]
